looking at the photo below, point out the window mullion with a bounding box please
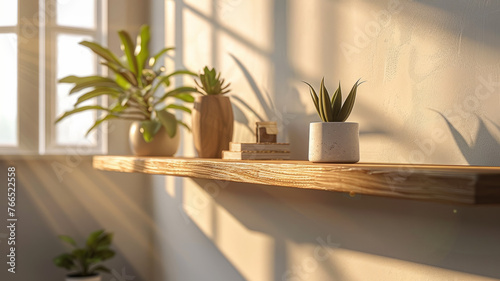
[17,0,40,153]
[44,0,107,155]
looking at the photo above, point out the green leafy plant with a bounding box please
[194,67,231,95]
[304,78,364,122]
[56,25,197,142]
[53,230,115,277]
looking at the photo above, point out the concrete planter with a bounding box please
[129,121,181,156]
[308,122,359,163]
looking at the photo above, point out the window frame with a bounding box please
[42,0,108,155]
[0,0,108,155]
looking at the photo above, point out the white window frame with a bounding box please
[42,0,108,154]
[0,24,19,152]
[0,0,108,155]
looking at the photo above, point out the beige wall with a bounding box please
[150,0,500,280]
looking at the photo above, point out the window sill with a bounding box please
[0,154,100,161]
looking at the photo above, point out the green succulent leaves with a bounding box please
[305,78,363,122]
[53,230,115,277]
[194,67,231,95]
[56,25,198,142]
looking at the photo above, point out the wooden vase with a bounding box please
[192,95,234,158]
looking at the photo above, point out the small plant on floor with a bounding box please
[304,78,364,122]
[194,66,231,95]
[54,230,115,277]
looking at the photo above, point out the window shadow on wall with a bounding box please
[432,110,500,166]
[173,0,500,280]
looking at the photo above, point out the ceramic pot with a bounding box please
[129,121,180,156]
[192,95,234,158]
[308,122,359,163]
[66,274,101,281]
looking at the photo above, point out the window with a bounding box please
[0,1,18,147]
[0,0,107,155]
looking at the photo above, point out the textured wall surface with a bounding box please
[150,0,500,281]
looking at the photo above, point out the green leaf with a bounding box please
[86,230,105,248]
[136,25,150,76]
[95,232,113,249]
[177,120,191,132]
[331,82,342,120]
[75,88,120,106]
[155,87,197,105]
[79,41,124,67]
[61,76,120,95]
[60,75,114,84]
[115,74,131,90]
[168,69,198,77]
[165,104,191,113]
[118,30,138,75]
[173,93,195,103]
[72,248,86,260]
[151,70,197,97]
[338,79,363,122]
[150,76,171,97]
[94,249,115,260]
[156,110,177,138]
[319,78,333,122]
[101,61,138,87]
[110,101,129,113]
[56,106,109,123]
[58,235,77,247]
[303,81,319,116]
[53,253,76,270]
[149,47,175,68]
[130,91,149,108]
[140,120,162,142]
[86,114,119,136]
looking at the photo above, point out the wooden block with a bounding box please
[222,151,290,160]
[229,142,290,152]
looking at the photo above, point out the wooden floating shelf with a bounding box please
[92,156,500,205]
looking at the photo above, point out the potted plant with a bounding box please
[53,230,115,281]
[56,25,197,156]
[304,78,364,163]
[192,67,233,158]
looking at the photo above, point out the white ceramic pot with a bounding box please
[129,121,181,156]
[66,274,101,281]
[308,122,359,163]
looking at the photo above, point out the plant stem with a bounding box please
[126,100,150,118]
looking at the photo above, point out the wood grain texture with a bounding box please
[192,95,233,158]
[92,156,500,204]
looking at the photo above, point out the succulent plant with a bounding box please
[194,67,231,95]
[304,78,363,122]
[56,25,197,142]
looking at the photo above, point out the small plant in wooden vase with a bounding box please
[192,67,234,158]
[304,78,363,163]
